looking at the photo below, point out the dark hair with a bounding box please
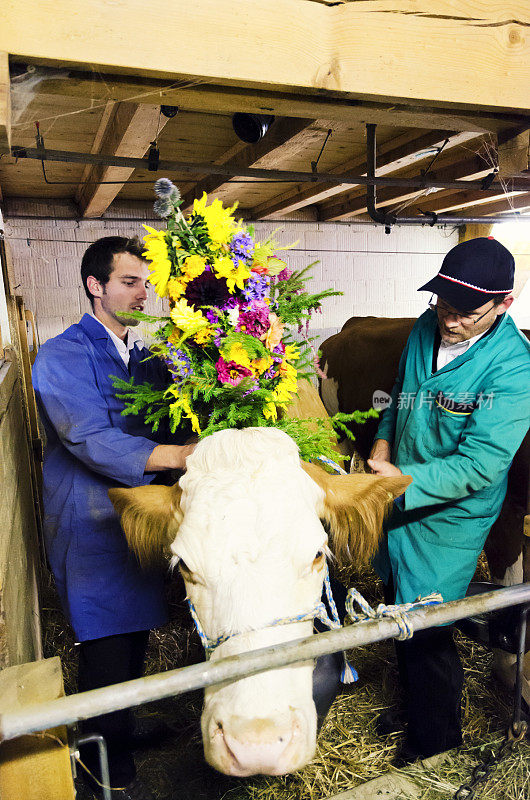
[491,293,511,306]
[81,236,146,308]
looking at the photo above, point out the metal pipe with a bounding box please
[11,147,530,193]
[366,124,395,227]
[513,604,529,731]
[364,124,530,228]
[1,584,530,742]
[74,733,112,800]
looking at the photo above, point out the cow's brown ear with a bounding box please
[108,483,183,568]
[301,462,411,568]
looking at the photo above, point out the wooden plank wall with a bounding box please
[0,231,42,668]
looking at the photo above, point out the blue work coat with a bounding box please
[375,309,530,605]
[33,313,184,641]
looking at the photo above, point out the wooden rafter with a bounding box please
[251,130,480,218]
[449,191,530,217]
[389,188,525,216]
[180,117,317,211]
[318,155,494,221]
[24,73,525,136]
[76,102,169,218]
[2,1,529,113]
[0,52,10,155]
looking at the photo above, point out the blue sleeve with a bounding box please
[33,341,158,486]
[400,356,530,510]
[375,339,410,446]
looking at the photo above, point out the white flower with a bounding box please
[226,306,240,327]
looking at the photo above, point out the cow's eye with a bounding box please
[178,560,199,584]
[312,550,325,568]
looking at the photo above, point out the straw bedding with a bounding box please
[42,557,529,800]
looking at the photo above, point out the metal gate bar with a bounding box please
[1,584,529,743]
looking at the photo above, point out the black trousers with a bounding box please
[78,630,150,788]
[384,581,464,757]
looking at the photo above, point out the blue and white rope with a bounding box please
[315,455,348,475]
[345,588,443,640]
[183,456,442,683]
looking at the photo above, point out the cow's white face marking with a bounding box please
[170,428,328,776]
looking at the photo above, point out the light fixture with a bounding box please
[161,105,179,118]
[232,114,275,143]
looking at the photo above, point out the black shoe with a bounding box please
[375,709,405,736]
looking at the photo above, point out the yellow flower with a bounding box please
[167,277,187,301]
[194,327,214,345]
[143,225,172,298]
[193,193,240,250]
[212,255,250,293]
[252,354,273,375]
[170,299,209,335]
[223,342,252,369]
[284,344,300,362]
[183,255,207,281]
[168,390,201,435]
[263,401,278,422]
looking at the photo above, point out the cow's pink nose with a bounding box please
[220,716,296,775]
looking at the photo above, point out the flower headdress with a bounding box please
[114,180,377,462]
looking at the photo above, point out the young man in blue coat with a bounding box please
[368,237,530,763]
[33,236,194,800]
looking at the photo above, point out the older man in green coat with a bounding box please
[369,237,530,762]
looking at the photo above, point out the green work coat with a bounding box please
[375,309,530,605]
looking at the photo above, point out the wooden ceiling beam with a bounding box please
[498,129,529,177]
[0,52,11,155]
[318,155,493,221]
[388,188,526,216]
[251,130,480,219]
[3,1,529,112]
[14,72,526,136]
[180,117,316,211]
[76,102,169,218]
[449,191,530,217]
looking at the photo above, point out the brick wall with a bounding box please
[3,199,458,347]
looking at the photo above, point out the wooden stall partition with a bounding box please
[0,657,75,800]
[0,229,42,667]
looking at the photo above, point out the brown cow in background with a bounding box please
[319,316,530,709]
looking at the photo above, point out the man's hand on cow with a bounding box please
[145,443,197,472]
[369,438,392,464]
[367,458,403,477]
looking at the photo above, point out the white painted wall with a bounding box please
[3,199,458,346]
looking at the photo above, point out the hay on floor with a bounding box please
[42,560,529,800]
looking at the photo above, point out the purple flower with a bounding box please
[230,232,254,266]
[205,308,220,324]
[276,268,293,282]
[165,345,192,385]
[236,300,270,337]
[184,271,231,310]
[242,273,271,303]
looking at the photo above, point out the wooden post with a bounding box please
[0,658,75,800]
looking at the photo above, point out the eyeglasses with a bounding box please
[428,295,495,325]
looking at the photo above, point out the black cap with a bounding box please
[418,237,515,312]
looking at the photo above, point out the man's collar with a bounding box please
[90,314,145,352]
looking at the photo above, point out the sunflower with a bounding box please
[193,192,241,250]
[142,225,172,297]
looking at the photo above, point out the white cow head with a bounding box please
[109,427,410,776]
